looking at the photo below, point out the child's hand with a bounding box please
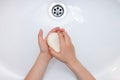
[38,27,64,61]
[49,31,77,65]
[38,29,52,61]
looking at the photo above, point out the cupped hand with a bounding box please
[38,27,64,61]
[49,31,77,65]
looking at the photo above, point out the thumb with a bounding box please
[49,47,61,59]
[38,29,44,43]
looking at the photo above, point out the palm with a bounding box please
[38,29,52,59]
[39,39,48,52]
[38,27,64,59]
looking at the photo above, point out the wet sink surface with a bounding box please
[0,0,120,80]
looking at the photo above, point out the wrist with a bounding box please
[66,58,78,68]
[39,52,51,63]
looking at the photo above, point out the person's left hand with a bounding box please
[38,27,64,61]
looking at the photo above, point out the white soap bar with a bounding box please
[47,32,60,52]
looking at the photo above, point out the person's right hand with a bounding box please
[49,31,77,65]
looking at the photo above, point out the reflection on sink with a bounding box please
[0,0,120,80]
[0,63,22,80]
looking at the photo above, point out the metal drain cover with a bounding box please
[52,4,64,17]
[49,3,66,19]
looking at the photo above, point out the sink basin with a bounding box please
[0,0,120,80]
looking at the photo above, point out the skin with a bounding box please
[50,31,96,80]
[25,27,95,80]
[24,27,64,80]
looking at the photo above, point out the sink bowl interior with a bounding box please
[0,0,120,80]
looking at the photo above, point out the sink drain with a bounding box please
[52,4,64,17]
[49,3,66,19]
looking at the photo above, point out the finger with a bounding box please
[46,27,65,39]
[60,28,65,32]
[58,31,65,49]
[52,27,65,32]
[45,27,65,43]
[38,29,43,42]
[63,32,71,45]
[49,47,61,59]
[52,27,60,32]
[45,27,60,40]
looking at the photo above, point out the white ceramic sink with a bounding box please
[0,0,120,80]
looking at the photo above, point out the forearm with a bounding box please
[25,53,50,80]
[67,59,95,80]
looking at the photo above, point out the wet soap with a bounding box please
[47,32,60,52]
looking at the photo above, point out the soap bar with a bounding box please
[47,32,60,52]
